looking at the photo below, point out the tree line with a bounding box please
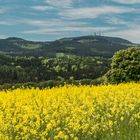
[0,55,110,84]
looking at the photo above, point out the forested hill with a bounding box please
[0,35,139,57]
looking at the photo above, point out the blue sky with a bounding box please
[0,0,140,43]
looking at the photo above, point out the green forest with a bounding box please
[0,54,110,88]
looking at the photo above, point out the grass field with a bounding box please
[0,83,140,140]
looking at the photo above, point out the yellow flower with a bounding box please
[0,83,139,139]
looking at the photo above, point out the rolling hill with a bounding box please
[0,35,139,57]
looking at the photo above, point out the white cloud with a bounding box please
[31,6,53,11]
[105,17,140,43]
[19,19,86,27]
[44,0,73,8]
[59,6,139,19]
[105,17,131,25]
[21,26,116,35]
[0,18,87,28]
[107,25,140,43]
[112,0,140,4]
[0,21,16,25]
[17,18,116,35]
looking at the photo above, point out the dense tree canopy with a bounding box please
[0,55,110,84]
[106,47,140,83]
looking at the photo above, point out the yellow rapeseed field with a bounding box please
[0,83,140,140]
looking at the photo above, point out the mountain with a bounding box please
[0,35,139,58]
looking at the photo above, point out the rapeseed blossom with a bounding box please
[0,83,140,139]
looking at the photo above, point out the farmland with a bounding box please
[0,83,140,140]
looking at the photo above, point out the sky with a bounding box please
[0,0,140,43]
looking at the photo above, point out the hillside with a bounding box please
[0,35,138,57]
